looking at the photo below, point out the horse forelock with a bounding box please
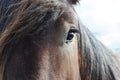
[0,0,64,47]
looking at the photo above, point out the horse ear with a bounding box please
[68,0,80,4]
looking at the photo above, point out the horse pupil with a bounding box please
[67,32,74,40]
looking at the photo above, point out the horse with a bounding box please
[0,0,120,80]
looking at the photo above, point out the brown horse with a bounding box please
[0,0,120,80]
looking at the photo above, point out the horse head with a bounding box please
[0,0,120,80]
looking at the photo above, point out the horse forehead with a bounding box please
[62,10,77,24]
[53,1,77,23]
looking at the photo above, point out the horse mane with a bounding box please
[0,0,120,80]
[78,23,120,80]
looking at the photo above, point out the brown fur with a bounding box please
[0,0,120,80]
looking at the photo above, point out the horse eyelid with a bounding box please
[69,29,80,34]
[69,29,80,41]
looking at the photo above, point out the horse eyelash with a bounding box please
[69,29,80,34]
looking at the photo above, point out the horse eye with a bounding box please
[67,31,74,41]
[66,29,80,43]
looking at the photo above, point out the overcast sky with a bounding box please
[75,0,120,55]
